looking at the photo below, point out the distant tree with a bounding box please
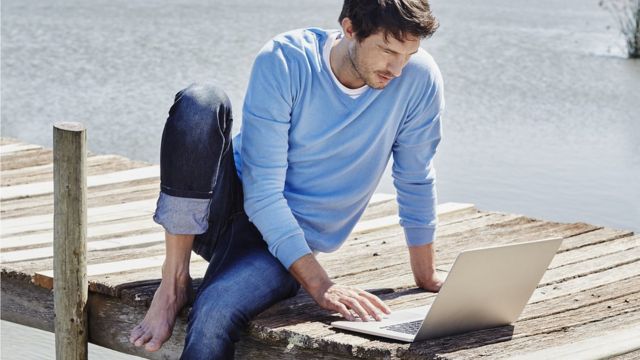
[600,0,640,58]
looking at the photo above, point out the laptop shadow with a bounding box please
[405,324,515,356]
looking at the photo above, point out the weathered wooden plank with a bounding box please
[1,198,156,236]
[2,242,165,282]
[551,228,636,264]
[0,232,165,263]
[1,216,161,250]
[0,143,42,155]
[1,155,149,186]
[540,238,640,286]
[34,254,185,289]
[90,261,210,298]
[513,325,640,360]
[1,275,55,333]
[2,154,115,179]
[0,148,54,171]
[529,259,640,303]
[558,226,635,252]
[0,165,160,201]
[352,203,475,234]
[0,179,159,219]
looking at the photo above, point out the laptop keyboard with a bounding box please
[381,320,423,335]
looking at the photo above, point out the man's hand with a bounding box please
[414,270,444,292]
[409,242,443,292]
[289,254,391,321]
[313,282,391,321]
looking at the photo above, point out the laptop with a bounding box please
[331,236,563,342]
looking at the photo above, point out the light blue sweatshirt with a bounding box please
[232,28,444,269]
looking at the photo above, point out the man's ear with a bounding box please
[340,17,356,40]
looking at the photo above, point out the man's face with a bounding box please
[347,31,421,89]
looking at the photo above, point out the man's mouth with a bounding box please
[378,73,394,81]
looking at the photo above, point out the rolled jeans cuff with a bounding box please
[153,192,210,235]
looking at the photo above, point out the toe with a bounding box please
[145,338,162,352]
[134,331,153,347]
[129,325,144,343]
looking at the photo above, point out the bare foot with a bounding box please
[129,274,193,352]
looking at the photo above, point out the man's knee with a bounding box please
[178,83,231,114]
[168,83,233,135]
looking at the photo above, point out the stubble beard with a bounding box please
[347,42,387,90]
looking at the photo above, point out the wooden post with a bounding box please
[53,122,88,360]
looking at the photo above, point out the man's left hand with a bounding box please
[414,271,443,292]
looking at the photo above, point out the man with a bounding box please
[129,0,444,358]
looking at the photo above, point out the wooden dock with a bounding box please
[1,136,639,359]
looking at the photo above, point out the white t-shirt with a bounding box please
[322,31,369,99]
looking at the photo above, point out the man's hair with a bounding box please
[338,0,439,42]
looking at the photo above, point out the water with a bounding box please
[1,0,639,358]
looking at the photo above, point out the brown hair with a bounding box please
[338,0,439,41]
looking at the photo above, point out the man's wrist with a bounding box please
[289,254,334,300]
[408,243,437,276]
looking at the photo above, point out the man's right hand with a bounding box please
[313,281,391,321]
[289,254,391,321]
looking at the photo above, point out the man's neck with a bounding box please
[329,36,366,89]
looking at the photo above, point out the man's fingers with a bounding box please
[340,297,370,322]
[355,295,382,321]
[359,291,391,314]
[334,302,354,321]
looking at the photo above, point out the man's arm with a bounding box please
[242,38,391,321]
[392,56,445,291]
[241,39,313,269]
[289,254,391,321]
[409,243,443,292]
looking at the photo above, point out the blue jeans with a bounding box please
[153,83,301,359]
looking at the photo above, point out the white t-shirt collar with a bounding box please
[322,31,369,99]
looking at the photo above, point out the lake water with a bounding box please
[1,0,639,358]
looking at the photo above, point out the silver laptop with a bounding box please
[331,236,563,342]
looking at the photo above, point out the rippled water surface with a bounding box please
[2,0,639,358]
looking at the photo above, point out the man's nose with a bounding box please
[387,59,404,77]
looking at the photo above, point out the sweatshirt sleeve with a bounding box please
[240,40,312,269]
[391,63,445,247]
